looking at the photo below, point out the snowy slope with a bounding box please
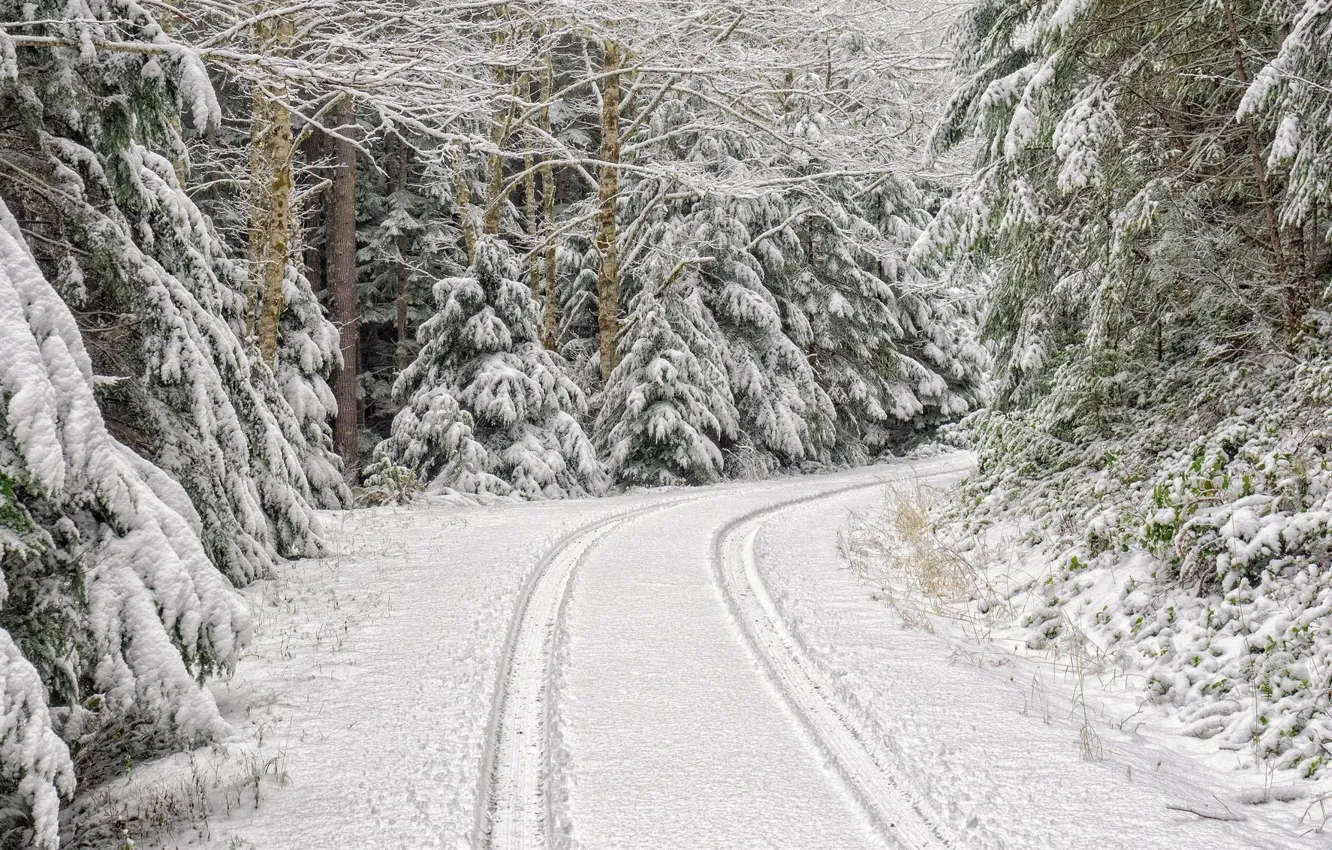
[756,482,1323,849]
[134,456,1319,849]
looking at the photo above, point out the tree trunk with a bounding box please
[328,95,360,483]
[452,149,477,264]
[1222,0,1292,335]
[301,130,326,296]
[482,65,512,236]
[541,54,558,350]
[1286,223,1313,338]
[523,72,541,300]
[395,138,411,372]
[247,8,294,365]
[595,40,623,383]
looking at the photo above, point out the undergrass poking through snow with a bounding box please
[839,478,1010,637]
[842,478,1113,763]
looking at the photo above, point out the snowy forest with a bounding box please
[1,0,1331,846]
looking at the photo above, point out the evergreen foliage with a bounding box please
[0,3,347,836]
[0,200,248,847]
[275,263,353,510]
[671,193,835,475]
[0,0,337,583]
[0,0,994,833]
[554,234,603,395]
[356,143,461,448]
[377,237,607,498]
[929,0,1332,777]
[926,0,1330,581]
[597,283,737,486]
[594,81,985,482]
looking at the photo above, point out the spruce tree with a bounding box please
[1244,0,1332,305]
[597,283,738,486]
[378,236,607,498]
[691,197,835,473]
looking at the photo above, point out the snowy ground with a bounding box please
[126,454,1323,850]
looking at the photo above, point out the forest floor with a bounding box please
[122,455,1323,850]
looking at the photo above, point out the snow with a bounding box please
[558,485,883,850]
[0,630,72,850]
[137,454,1322,850]
[759,477,1321,848]
[138,492,674,850]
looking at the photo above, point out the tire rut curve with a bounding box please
[710,460,971,849]
[475,494,709,850]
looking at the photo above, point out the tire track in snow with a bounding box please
[475,495,708,850]
[711,460,970,850]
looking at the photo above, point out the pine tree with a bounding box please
[625,149,835,474]
[753,46,987,460]
[378,236,607,498]
[605,77,984,478]
[597,283,738,486]
[925,0,1331,586]
[182,90,350,512]
[773,173,986,458]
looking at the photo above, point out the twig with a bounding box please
[1165,801,1245,822]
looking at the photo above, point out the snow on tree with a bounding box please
[735,22,986,460]
[923,0,1313,413]
[275,262,354,510]
[119,145,327,573]
[378,236,607,499]
[0,198,248,845]
[357,138,463,446]
[0,0,336,580]
[597,27,986,477]
[596,281,738,486]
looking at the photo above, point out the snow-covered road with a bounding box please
[146,455,1317,850]
[547,470,963,850]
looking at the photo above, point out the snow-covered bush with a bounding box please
[360,452,426,506]
[944,349,1332,776]
[378,237,607,498]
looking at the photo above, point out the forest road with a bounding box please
[476,457,971,850]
